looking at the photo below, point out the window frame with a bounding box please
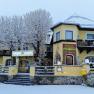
[65,30,73,40]
[87,33,94,40]
[56,31,60,41]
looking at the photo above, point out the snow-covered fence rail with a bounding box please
[35,66,54,76]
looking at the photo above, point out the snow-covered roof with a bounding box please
[64,15,94,28]
[51,15,94,30]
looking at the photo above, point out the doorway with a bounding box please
[18,60,30,73]
[66,55,74,65]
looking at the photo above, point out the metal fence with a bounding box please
[35,66,54,76]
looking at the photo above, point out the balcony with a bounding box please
[0,50,11,56]
[77,40,94,47]
[77,40,94,53]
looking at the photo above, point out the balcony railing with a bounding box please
[77,40,94,47]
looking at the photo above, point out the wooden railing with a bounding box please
[35,66,54,76]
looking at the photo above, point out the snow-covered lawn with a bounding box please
[0,84,94,94]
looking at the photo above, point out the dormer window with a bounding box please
[65,30,73,40]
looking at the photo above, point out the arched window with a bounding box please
[85,56,94,64]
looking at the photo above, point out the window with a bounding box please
[23,44,28,50]
[85,56,94,63]
[87,34,94,40]
[85,56,94,68]
[56,32,60,41]
[65,30,73,40]
[5,59,16,66]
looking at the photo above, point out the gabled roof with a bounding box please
[51,16,94,31]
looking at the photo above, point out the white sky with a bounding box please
[0,0,94,23]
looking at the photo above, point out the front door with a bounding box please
[63,44,77,65]
[18,60,29,73]
[66,55,73,65]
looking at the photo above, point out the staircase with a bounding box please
[4,74,32,85]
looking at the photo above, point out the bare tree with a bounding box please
[0,9,53,60]
[24,9,52,59]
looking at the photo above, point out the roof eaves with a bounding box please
[51,22,94,31]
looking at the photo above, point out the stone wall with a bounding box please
[33,76,83,85]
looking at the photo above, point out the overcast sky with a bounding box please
[0,0,94,23]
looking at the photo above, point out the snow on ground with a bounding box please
[0,83,94,94]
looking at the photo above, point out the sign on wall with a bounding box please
[12,50,34,57]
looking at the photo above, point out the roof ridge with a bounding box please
[64,15,94,23]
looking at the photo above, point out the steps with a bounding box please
[4,74,32,85]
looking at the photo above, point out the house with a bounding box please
[0,16,93,85]
[51,21,94,76]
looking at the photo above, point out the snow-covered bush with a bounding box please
[85,74,94,87]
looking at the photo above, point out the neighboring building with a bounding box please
[0,41,35,73]
[45,31,53,64]
[0,43,11,66]
[12,50,34,73]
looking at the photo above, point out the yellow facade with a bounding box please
[54,64,89,76]
[53,23,94,65]
[0,56,11,65]
[78,30,94,40]
[8,66,18,75]
[53,24,79,41]
[53,42,77,65]
[52,23,94,76]
[77,50,94,64]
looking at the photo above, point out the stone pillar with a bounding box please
[16,57,19,67]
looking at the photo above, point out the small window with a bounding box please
[5,59,16,66]
[56,32,60,41]
[87,34,94,40]
[23,45,28,50]
[65,30,73,40]
[85,56,94,63]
